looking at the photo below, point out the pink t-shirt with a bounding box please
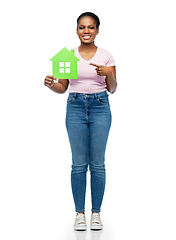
[68,47,115,93]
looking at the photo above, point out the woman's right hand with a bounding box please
[44,75,57,88]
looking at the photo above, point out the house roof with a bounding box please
[50,47,80,62]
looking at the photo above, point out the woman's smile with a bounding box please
[82,35,92,40]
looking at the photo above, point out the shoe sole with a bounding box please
[74,224,87,231]
[90,225,103,230]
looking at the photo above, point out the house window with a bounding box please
[59,62,71,73]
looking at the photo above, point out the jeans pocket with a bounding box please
[67,96,76,104]
[96,95,109,105]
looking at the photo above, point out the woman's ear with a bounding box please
[96,28,99,35]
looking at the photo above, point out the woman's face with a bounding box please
[77,16,99,44]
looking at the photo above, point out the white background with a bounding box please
[0,0,176,239]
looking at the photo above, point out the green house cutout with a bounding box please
[50,47,80,79]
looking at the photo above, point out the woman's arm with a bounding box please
[105,66,117,94]
[44,75,69,93]
[89,64,117,94]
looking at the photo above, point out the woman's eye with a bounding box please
[78,26,95,30]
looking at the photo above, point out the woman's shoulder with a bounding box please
[98,47,116,66]
[98,47,113,55]
[97,47,115,60]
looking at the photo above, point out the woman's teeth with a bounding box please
[83,36,91,39]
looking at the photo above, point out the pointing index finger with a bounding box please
[89,63,102,68]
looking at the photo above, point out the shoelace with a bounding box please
[92,213,100,223]
[76,213,85,224]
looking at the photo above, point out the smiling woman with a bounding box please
[44,11,117,231]
[76,12,100,46]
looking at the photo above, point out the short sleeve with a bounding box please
[106,51,116,67]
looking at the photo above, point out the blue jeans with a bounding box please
[65,91,112,213]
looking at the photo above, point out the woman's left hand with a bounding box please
[89,63,111,77]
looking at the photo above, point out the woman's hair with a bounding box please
[77,12,100,28]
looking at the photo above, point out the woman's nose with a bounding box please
[84,27,90,34]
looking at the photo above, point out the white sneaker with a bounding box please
[74,213,87,231]
[90,212,103,230]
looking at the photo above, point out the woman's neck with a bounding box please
[78,42,97,52]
